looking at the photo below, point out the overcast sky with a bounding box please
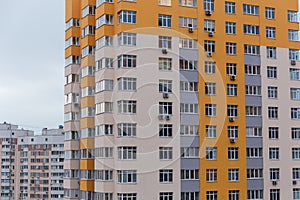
[0,0,65,133]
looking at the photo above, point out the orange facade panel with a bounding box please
[80,96,96,108]
[80,180,94,191]
[80,117,95,129]
[65,0,81,22]
[80,138,95,149]
[80,159,95,170]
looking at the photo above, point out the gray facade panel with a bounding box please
[246,96,262,106]
[245,75,262,85]
[179,49,198,60]
[181,180,200,192]
[180,115,199,125]
[244,55,261,65]
[247,179,264,190]
[180,92,198,103]
[180,136,199,147]
[246,116,262,127]
[247,138,263,147]
[180,71,198,82]
[180,159,200,169]
[247,158,263,168]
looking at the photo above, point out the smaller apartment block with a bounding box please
[0,122,64,200]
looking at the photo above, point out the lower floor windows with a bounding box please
[160,192,173,200]
[270,189,280,200]
[117,193,137,200]
[181,192,199,200]
[206,191,217,200]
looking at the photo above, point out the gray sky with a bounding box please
[0,0,65,133]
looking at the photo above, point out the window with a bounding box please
[246,127,262,137]
[206,126,216,138]
[227,84,238,96]
[244,24,259,35]
[269,148,279,160]
[245,65,260,75]
[181,169,199,180]
[204,20,215,32]
[291,69,300,80]
[205,83,216,95]
[228,169,239,182]
[269,168,280,180]
[159,102,172,115]
[181,192,199,200]
[228,148,238,160]
[243,4,259,15]
[206,147,217,160]
[96,80,113,92]
[269,127,279,139]
[226,63,237,75]
[94,147,113,158]
[65,55,81,66]
[118,123,137,137]
[159,124,172,137]
[118,77,136,91]
[96,0,113,7]
[159,169,173,183]
[266,27,276,39]
[117,193,137,200]
[244,44,260,55]
[225,2,235,14]
[206,191,217,200]
[180,125,198,136]
[266,7,275,19]
[291,108,300,119]
[95,102,113,114]
[228,126,238,138]
[289,30,299,41]
[180,103,198,114]
[268,107,278,119]
[179,38,198,49]
[179,0,197,7]
[205,104,217,117]
[117,170,137,184]
[96,57,113,70]
[267,47,277,59]
[95,124,113,136]
[95,170,113,181]
[159,147,173,160]
[206,169,217,182]
[226,42,237,55]
[204,40,215,53]
[204,0,214,12]
[65,37,80,48]
[118,32,136,46]
[82,6,95,18]
[118,10,136,24]
[96,36,112,49]
[159,36,172,49]
[65,18,80,30]
[180,59,198,71]
[159,192,173,200]
[292,148,300,160]
[268,87,278,99]
[118,55,137,68]
[226,22,236,34]
[160,80,173,93]
[293,168,300,180]
[288,10,298,22]
[81,66,95,77]
[248,190,263,200]
[270,189,280,200]
[293,189,300,200]
[96,14,114,28]
[291,88,300,100]
[81,86,95,97]
[159,58,172,71]
[118,147,137,160]
[180,17,197,28]
[159,0,171,6]
[292,128,300,139]
[229,190,239,200]
[205,62,216,74]
[247,169,263,179]
[118,100,136,114]
[180,81,198,92]
[227,105,238,117]
[246,106,261,116]
[267,66,277,78]
[81,107,95,118]
[181,147,199,158]
[290,49,300,60]
[158,14,172,28]
[247,148,262,158]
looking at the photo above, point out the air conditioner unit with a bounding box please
[229,117,235,122]
[165,115,171,120]
[230,139,236,143]
[230,75,236,80]
[162,48,168,54]
[291,60,296,65]
[158,115,164,120]
[272,180,278,185]
[293,180,297,185]
[163,93,169,99]
[207,52,212,57]
[205,10,212,16]
[189,27,194,33]
[208,31,214,37]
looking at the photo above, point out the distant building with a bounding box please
[0,122,64,200]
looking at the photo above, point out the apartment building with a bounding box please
[64,0,300,199]
[0,122,64,200]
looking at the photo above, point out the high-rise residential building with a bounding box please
[64,0,300,199]
[0,122,64,200]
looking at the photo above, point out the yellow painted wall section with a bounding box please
[80,159,94,170]
[80,180,94,191]
[65,0,81,22]
[80,138,95,149]
[80,118,95,129]
[80,96,96,108]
